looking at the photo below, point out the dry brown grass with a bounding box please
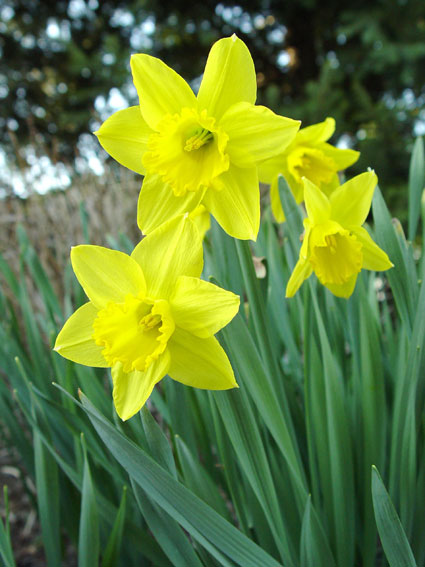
[0,164,142,297]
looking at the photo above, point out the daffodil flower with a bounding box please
[286,172,393,298]
[54,215,239,420]
[259,117,359,222]
[95,35,300,240]
[189,204,211,240]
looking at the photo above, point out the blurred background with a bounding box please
[1,0,425,272]
[1,3,425,564]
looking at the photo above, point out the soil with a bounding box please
[0,438,77,566]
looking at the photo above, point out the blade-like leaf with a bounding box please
[131,479,204,567]
[34,430,61,567]
[0,487,16,567]
[101,486,127,567]
[408,137,424,241]
[78,391,283,567]
[79,435,100,567]
[372,466,417,567]
[300,496,336,567]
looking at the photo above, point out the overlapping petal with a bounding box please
[168,329,237,390]
[112,352,170,420]
[54,302,108,367]
[131,54,196,129]
[351,227,393,271]
[204,165,260,240]
[94,106,152,174]
[131,215,203,300]
[170,276,240,338]
[71,246,146,309]
[296,117,335,144]
[324,274,358,299]
[220,102,300,168]
[330,171,377,226]
[270,176,286,223]
[286,259,313,297]
[189,205,211,239]
[258,154,285,185]
[137,174,203,235]
[303,178,331,225]
[321,144,360,171]
[197,35,256,120]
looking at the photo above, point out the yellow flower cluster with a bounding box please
[55,35,393,419]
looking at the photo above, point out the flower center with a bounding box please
[184,127,214,152]
[143,107,229,197]
[309,224,363,285]
[288,146,335,187]
[92,295,175,372]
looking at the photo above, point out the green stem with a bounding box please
[234,239,306,493]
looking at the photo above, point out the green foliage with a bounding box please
[0,141,425,564]
[372,467,417,567]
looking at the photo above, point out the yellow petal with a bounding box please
[168,329,238,390]
[258,154,285,184]
[189,205,211,239]
[94,106,152,174]
[303,178,331,225]
[320,144,360,171]
[54,302,108,367]
[204,165,260,240]
[352,227,394,271]
[137,173,203,235]
[296,117,335,144]
[330,171,377,227]
[270,176,286,223]
[324,274,358,298]
[286,258,313,297]
[132,214,203,300]
[71,246,146,309]
[220,102,300,167]
[197,35,256,121]
[170,275,240,338]
[300,220,312,258]
[112,352,170,420]
[319,173,341,198]
[131,54,196,130]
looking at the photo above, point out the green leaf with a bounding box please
[78,391,283,567]
[211,388,296,565]
[131,479,204,567]
[0,487,16,567]
[101,486,127,567]
[277,175,304,258]
[220,314,307,512]
[371,466,417,567]
[372,186,418,331]
[310,291,355,566]
[300,496,336,567]
[140,406,177,478]
[79,435,100,567]
[175,434,231,520]
[408,137,424,241]
[34,430,61,567]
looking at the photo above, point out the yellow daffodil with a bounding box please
[259,117,360,222]
[286,172,393,298]
[54,215,239,420]
[189,204,211,240]
[95,35,300,240]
